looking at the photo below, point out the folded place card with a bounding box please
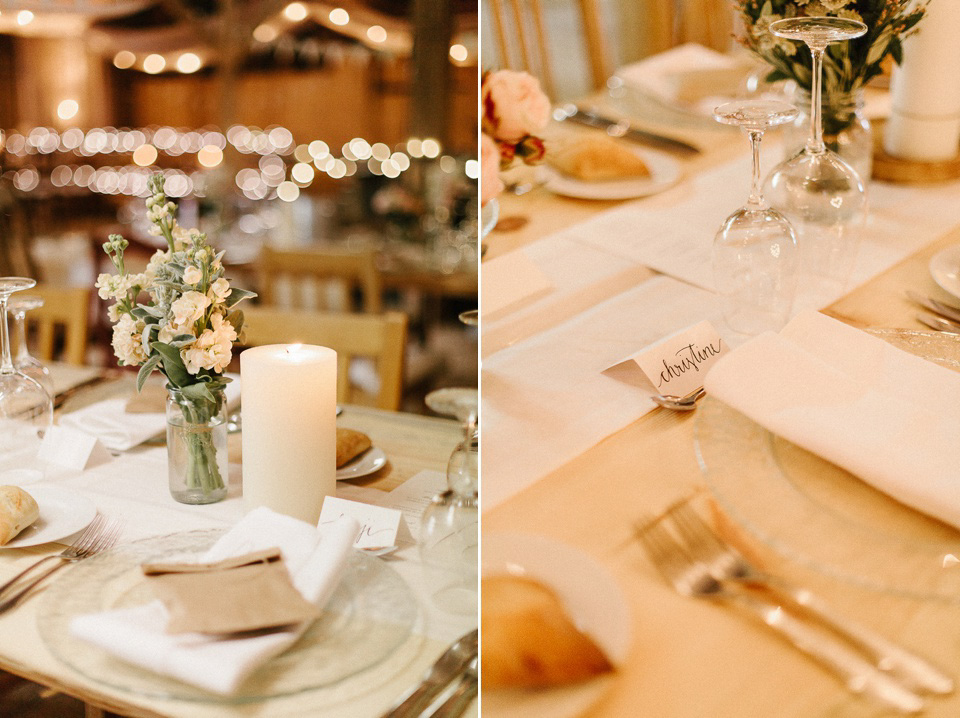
[37,426,111,471]
[605,320,728,398]
[318,496,401,549]
[481,249,554,322]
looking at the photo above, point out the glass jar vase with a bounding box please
[166,386,228,504]
[782,88,873,182]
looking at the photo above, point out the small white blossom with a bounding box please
[111,314,148,366]
[182,313,237,374]
[170,290,211,330]
[183,266,203,285]
[209,277,231,304]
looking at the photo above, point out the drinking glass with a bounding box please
[763,17,869,307]
[8,294,54,397]
[713,99,800,335]
[420,387,478,615]
[0,278,53,456]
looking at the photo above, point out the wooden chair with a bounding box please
[23,284,89,365]
[487,0,611,95]
[258,247,383,314]
[645,0,735,56]
[241,307,407,411]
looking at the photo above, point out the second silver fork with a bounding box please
[637,515,925,714]
[668,499,954,696]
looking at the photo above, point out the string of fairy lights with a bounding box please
[2,125,481,201]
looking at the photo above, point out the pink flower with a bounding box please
[481,134,505,206]
[482,70,551,142]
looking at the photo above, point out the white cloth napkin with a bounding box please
[59,375,241,451]
[704,311,960,528]
[69,507,360,695]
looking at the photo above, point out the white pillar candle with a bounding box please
[240,344,337,524]
[884,1,960,161]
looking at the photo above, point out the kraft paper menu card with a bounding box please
[481,249,554,321]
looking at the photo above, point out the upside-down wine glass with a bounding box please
[713,99,800,335]
[0,278,53,456]
[420,387,478,615]
[9,294,54,397]
[763,17,869,308]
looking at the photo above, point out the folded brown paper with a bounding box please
[142,549,319,635]
[125,382,168,414]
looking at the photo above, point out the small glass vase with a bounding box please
[166,386,228,504]
[783,88,873,181]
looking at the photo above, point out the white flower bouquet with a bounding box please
[97,175,255,498]
[738,0,928,97]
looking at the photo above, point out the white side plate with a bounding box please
[929,244,960,300]
[1,486,97,549]
[544,147,682,201]
[336,447,387,481]
[481,532,632,718]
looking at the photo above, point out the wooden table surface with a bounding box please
[482,157,960,715]
[0,382,468,718]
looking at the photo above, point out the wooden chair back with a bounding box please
[258,247,383,314]
[645,0,735,56]
[22,285,89,365]
[487,0,611,95]
[241,307,407,411]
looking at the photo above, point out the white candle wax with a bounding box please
[240,344,337,523]
[885,1,960,161]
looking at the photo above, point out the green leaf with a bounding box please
[150,341,191,387]
[225,287,257,309]
[182,382,215,404]
[890,38,903,66]
[136,353,162,392]
[227,309,244,335]
[169,333,195,348]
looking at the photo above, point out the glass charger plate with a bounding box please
[38,529,419,702]
[695,328,960,601]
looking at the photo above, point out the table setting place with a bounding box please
[0,178,479,718]
[481,1,960,716]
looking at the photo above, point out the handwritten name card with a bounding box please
[606,320,728,398]
[318,496,401,549]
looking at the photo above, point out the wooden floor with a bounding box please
[0,672,121,718]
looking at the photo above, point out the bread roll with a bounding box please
[481,574,614,689]
[0,486,40,545]
[336,428,372,468]
[549,136,651,181]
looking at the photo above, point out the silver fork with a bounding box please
[636,516,924,714]
[0,516,121,613]
[669,500,954,695]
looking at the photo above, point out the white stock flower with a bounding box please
[169,290,211,330]
[183,266,203,285]
[107,303,121,322]
[111,313,148,366]
[95,273,118,300]
[181,314,237,374]
[209,277,231,304]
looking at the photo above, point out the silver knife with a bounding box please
[907,291,960,325]
[380,629,478,718]
[917,313,960,334]
[555,104,701,156]
[53,373,115,410]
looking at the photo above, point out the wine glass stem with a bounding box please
[13,311,28,363]
[0,296,13,375]
[746,129,767,210]
[807,45,826,154]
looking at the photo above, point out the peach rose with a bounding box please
[482,70,551,142]
[481,134,505,206]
